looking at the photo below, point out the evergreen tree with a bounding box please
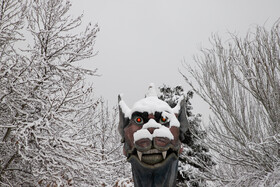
[159,85,215,187]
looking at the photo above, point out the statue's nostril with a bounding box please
[147,127,156,134]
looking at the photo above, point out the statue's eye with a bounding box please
[159,117,168,124]
[134,116,144,125]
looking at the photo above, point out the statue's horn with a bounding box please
[118,94,131,143]
[173,96,189,141]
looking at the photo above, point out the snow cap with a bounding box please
[118,83,181,127]
[145,83,157,97]
[131,83,172,115]
[118,94,131,118]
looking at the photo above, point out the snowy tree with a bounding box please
[0,0,100,186]
[183,22,280,186]
[159,85,215,187]
[0,0,29,185]
[0,0,26,47]
[82,99,131,186]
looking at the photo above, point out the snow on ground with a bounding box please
[116,178,134,187]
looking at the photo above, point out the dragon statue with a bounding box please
[118,84,189,187]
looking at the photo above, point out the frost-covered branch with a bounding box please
[182,21,280,186]
[0,0,102,186]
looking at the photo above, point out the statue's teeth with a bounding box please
[137,151,142,161]
[162,151,167,159]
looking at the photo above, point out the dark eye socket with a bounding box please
[134,116,144,124]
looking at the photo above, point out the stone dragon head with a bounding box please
[118,84,189,186]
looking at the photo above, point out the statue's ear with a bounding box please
[173,97,189,141]
[118,95,131,143]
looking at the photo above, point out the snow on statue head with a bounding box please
[118,83,189,187]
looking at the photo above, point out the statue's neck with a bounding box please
[129,155,178,187]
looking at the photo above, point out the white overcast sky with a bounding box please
[70,0,280,118]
